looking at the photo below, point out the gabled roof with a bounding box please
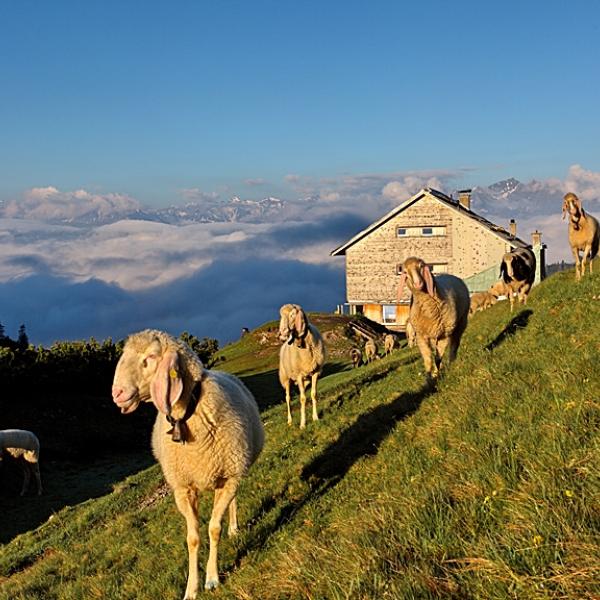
[330,187,529,256]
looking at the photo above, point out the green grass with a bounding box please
[1,268,599,599]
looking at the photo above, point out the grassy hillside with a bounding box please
[1,269,599,599]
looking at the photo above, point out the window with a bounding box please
[382,305,397,324]
[396,225,446,238]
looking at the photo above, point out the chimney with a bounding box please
[531,230,542,246]
[509,219,517,237]
[458,189,472,210]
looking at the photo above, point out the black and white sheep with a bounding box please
[499,247,536,311]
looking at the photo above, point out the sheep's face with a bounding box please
[502,253,515,279]
[112,338,163,414]
[563,193,582,221]
[398,257,435,298]
[278,304,307,345]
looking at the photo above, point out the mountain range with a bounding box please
[0,178,566,227]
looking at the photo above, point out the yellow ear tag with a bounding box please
[169,368,178,380]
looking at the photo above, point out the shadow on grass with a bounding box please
[485,309,533,351]
[231,382,432,570]
[0,451,154,544]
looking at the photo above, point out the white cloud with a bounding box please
[2,187,140,221]
[178,188,221,202]
[244,178,267,186]
[565,164,600,204]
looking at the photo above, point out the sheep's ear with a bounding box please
[150,350,184,414]
[562,198,567,220]
[422,264,435,297]
[294,306,307,337]
[397,271,407,302]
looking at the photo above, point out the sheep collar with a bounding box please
[166,380,201,443]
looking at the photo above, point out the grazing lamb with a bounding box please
[398,257,470,381]
[562,192,600,280]
[383,333,396,355]
[469,291,497,316]
[112,330,264,598]
[278,304,327,429]
[350,347,362,368]
[500,247,536,311]
[0,429,42,496]
[364,338,378,362]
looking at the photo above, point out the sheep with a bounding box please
[500,247,536,311]
[112,330,264,598]
[488,279,511,300]
[383,333,396,355]
[278,304,327,429]
[562,192,600,280]
[0,429,42,496]
[364,338,378,362]
[468,291,497,316]
[397,257,470,381]
[349,347,363,368]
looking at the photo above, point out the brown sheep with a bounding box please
[383,333,396,355]
[562,192,599,280]
[364,338,378,362]
[500,247,536,312]
[349,347,363,368]
[469,291,497,316]
[398,257,470,381]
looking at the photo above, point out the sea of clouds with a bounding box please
[0,165,598,346]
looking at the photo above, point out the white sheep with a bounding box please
[278,304,327,429]
[0,429,42,496]
[563,192,600,280]
[112,330,264,598]
[398,257,470,381]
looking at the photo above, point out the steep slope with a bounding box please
[0,269,599,600]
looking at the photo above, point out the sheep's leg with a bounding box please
[416,334,437,380]
[174,487,200,600]
[297,377,307,429]
[227,496,238,537]
[310,373,319,422]
[436,337,450,369]
[20,462,31,496]
[573,247,582,280]
[284,380,293,426]
[582,244,593,277]
[206,481,238,590]
[33,462,42,495]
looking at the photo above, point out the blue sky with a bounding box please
[1,0,599,206]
